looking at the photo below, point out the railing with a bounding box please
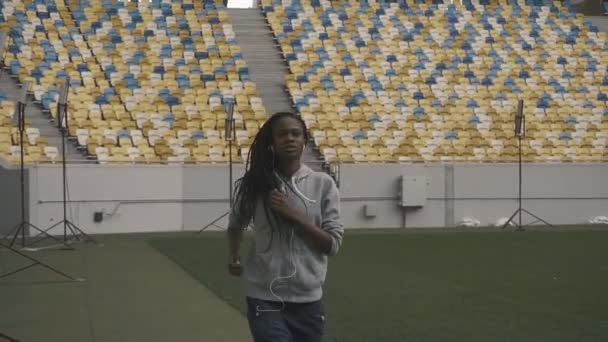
[2,155,607,166]
[0,155,334,169]
[2,154,606,190]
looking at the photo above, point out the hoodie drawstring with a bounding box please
[291,177,317,204]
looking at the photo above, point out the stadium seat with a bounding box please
[261,0,607,163]
[2,0,266,164]
[0,90,57,164]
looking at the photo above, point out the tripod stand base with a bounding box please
[197,211,229,234]
[27,220,102,251]
[0,241,83,281]
[3,221,73,251]
[502,208,555,231]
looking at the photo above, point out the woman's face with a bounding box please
[271,116,306,161]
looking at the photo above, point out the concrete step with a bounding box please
[247,74,289,79]
[232,28,273,33]
[236,49,284,56]
[242,59,286,65]
[226,8,265,16]
[587,16,608,33]
[254,91,290,99]
[227,8,323,163]
[253,92,290,100]
[240,60,286,66]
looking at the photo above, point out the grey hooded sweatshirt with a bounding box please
[227,164,344,303]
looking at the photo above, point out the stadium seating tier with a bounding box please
[261,0,608,163]
[1,0,266,164]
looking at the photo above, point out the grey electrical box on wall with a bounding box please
[94,212,103,223]
[363,204,377,218]
[399,176,427,207]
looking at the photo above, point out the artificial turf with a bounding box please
[149,229,608,342]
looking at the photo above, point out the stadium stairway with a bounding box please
[227,8,322,166]
[0,75,85,162]
[588,16,608,33]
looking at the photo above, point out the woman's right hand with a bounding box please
[228,255,243,276]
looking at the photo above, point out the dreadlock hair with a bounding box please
[233,112,309,249]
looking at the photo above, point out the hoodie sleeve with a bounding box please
[321,175,344,256]
[227,193,252,232]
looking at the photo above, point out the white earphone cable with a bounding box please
[256,173,312,314]
[255,227,296,313]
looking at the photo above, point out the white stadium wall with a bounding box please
[20,163,608,236]
[28,165,186,235]
[338,163,608,228]
[0,161,27,235]
[181,164,245,231]
[451,164,608,227]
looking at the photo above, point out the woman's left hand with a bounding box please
[269,190,299,221]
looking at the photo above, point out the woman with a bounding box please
[227,112,344,342]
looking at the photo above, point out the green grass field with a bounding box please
[150,229,608,342]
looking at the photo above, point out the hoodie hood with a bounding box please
[278,163,314,182]
[276,164,316,204]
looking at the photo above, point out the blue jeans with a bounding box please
[246,297,325,342]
